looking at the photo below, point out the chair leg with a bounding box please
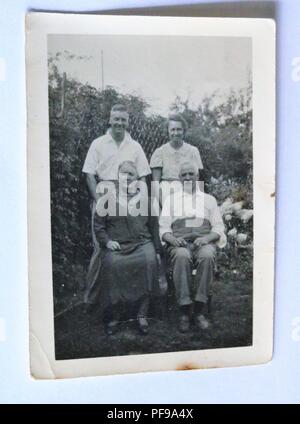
[207,292,213,314]
[167,269,175,297]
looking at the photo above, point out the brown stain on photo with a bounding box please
[176,363,202,371]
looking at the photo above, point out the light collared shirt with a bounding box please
[150,142,203,180]
[82,129,151,180]
[159,187,227,248]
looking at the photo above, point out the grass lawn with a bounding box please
[54,267,253,360]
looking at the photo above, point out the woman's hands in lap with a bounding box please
[106,240,121,251]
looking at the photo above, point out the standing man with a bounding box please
[159,162,226,333]
[82,104,151,305]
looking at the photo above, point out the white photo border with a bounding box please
[26,13,276,379]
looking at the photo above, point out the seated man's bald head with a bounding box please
[179,162,200,193]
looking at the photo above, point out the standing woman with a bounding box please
[150,114,204,208]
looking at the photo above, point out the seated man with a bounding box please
[159,162,226,333]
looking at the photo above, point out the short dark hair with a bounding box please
[168,113,188,132]
[111,104,128,113]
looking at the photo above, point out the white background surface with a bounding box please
[0,0,299,403]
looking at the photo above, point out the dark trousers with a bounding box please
[167,243,216,306]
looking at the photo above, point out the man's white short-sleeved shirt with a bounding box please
[82,129,151,180]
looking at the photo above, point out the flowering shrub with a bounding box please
[207,176,253,283]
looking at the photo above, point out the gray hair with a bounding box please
[118,160,138,174]
[179,161,198,176]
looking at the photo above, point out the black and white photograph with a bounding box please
[26,13,275,378]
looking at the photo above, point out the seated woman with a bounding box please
[93,160,161,335]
